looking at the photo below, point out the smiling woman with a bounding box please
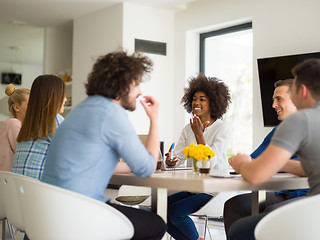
[166,73,231,240]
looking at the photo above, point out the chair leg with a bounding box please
[207,219,213,240]
[203,216,214,240]
[203,216,208,240]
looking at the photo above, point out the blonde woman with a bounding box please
[12,75,66,180]
[0,84,30,171]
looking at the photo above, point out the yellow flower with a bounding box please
[183,143,215,161]
[183,146,189,158]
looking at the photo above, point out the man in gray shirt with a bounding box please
[227,58,320,240]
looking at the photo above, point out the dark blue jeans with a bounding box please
[227,213,267,240]
[167,191,213,240]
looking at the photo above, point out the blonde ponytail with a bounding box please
[5,84,30,118]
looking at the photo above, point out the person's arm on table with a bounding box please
[229,144,293,184]
[281,160,307,177]
[140,96,159,171]
[113,162,132,174]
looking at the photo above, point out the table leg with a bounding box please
[251,190,266,215]
[2,219,6,240]
[151,188,167,222]
[151,188,169,240]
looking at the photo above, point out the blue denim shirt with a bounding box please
[250,127,308,198]
[41,96,155,202]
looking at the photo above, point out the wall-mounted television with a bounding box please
[257,51,320,127]
[1,73,22,85]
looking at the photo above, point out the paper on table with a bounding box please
[271,173,298,178]
[209,169,234,178]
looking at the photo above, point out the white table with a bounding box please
[109,170,309,221]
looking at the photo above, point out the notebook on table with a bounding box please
[159,151,192,171]
[161,165,193,171]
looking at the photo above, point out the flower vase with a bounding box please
[192,158,199,174]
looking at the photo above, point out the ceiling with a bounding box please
[0,0,198,66]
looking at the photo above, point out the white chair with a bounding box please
[1,171,38,235]
[0,171,9,240]
[255,194,320,240]
[191,191,238,240]
[14,176,134,240]
[0,171,16,240]
[0,171,34,240]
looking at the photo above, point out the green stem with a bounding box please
[193,158,199,172]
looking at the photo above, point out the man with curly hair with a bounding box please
[165,73,231,240]
[41,50,166,239]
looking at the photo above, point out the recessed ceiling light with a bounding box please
[7,20,26,25]
[9,46,22,51]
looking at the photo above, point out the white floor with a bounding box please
[191,216,226,240]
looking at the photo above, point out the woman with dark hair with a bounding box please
[12,75,66,180]
[0,84,30,171]
[166,73,231,240]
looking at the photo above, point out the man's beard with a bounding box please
[121,95,136,111]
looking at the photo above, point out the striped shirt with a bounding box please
[12,114,64,180]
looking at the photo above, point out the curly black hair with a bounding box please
[181,73,231,120]
[85,50,153,99]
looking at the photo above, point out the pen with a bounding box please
[170,143,175,161]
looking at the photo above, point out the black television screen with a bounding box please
[1,73,22,85]
[257,51,320,126]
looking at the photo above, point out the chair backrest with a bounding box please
[192,191,238,217]
[138,134,163,161]
[15,176,134,240]
[255,194,320,240]
[118,185,151,197]
[0,171,38,232]
[0,172,6,220]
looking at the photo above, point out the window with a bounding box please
[200,23,253,156]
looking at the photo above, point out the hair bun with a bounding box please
[5,84,16,96]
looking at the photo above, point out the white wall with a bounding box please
[72,3,175,152]
[72,4,123,107]
[122,3,175,151]
[0,61,42,120]
[43,23,73,75]
[175,0,320,150]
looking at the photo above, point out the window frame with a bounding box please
[199,22,252,73]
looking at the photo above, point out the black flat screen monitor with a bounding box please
[1,73,22,85]
[257,51,320,126]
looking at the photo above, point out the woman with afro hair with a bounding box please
[165,73,231,240]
